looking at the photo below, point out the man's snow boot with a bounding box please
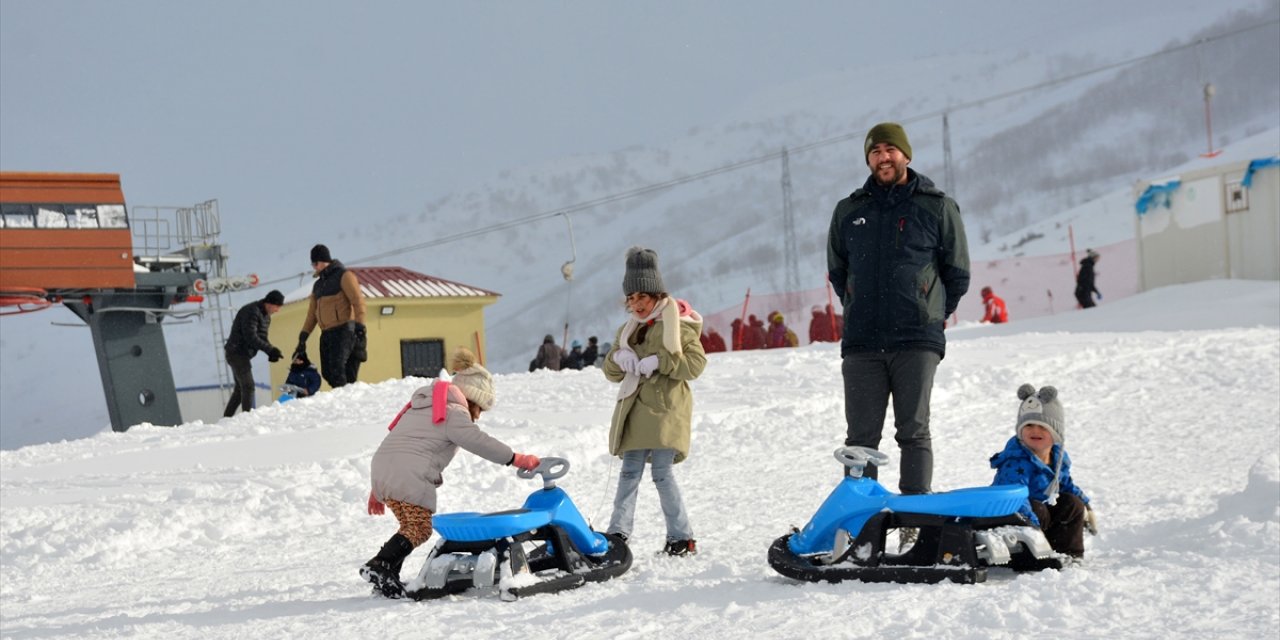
[360,533,414,598]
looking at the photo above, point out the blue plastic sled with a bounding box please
[768,447,1061,584]
[404,457,631,601]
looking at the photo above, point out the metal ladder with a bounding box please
[132,200,235,406]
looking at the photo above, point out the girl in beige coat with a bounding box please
[602,247,706,556]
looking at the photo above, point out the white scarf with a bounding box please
[615,297,682,400]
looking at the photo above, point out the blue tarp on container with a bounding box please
[1242,156,1280,188]
[1135,179,1181,215]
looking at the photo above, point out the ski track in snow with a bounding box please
[1,281,1278,639]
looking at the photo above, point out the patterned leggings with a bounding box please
[385,499,434,547]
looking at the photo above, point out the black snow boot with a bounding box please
[662,539,697,557]
[360,533,414,598]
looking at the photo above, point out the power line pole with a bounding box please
[781,146,800,295]
[942,111,955,196]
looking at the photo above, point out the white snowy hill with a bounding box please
[2,279,1277,639]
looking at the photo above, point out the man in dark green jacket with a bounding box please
[826,122,970,495]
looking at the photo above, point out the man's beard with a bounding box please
[873,163,907,186]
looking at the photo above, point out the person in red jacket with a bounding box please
[808,306,830,343]
[743,315,768,350]
[701,327,727,353]
[980,286,1009,324]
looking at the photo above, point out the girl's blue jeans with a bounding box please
[607,448,693,541]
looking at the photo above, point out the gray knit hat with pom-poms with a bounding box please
[1016,383,1065,444]
[623,246,665,296]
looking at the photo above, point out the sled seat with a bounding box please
[885,484,1028,518]
[433,508,553,542]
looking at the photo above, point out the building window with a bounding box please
[401,339,445,378]
[1225,179,1248,213]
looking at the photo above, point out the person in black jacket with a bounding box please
[826,122,970,496]
[563,340,585,370]
[1074,249,1101,309]
[581,336,600,367]
[223,290,285,417]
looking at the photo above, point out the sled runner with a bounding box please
[404,457,631,601]
[768,447,1061,585]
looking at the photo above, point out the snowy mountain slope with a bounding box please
[1,1,1277,450]
[1,279,1277,639]
[316,3,1280,374]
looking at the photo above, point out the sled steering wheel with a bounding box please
[834,446,890,478]
[517,456,570,487]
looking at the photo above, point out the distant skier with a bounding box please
[989,384,1097,559]
[1075,249,1101,309]
[980,286,1009,323]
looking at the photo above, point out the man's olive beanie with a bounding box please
[864,122,912,163]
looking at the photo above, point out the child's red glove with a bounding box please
[511,453,541,471]
[367,490,385,516]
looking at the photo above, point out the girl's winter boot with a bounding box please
[360,533,414,598]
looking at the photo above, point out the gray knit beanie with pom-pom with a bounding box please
[1016,383,1065,444]
[623,246,665,296]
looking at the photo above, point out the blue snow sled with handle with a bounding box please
[404,457,631,601]
[768,447,1061,585]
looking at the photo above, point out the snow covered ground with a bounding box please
[2,279,1277,639]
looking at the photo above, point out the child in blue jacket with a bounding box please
[990,384,1097,557]
[284,353,322,397]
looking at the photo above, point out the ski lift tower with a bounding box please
[0,172,240,432]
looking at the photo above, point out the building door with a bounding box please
[401,339,445,378]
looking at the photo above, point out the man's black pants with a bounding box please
[223,351,255,417]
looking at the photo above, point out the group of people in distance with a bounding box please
[529,334,602,371]
[315,122,1099,598]
[221,244,365,418]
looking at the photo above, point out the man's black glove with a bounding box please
[267,347,283,363]
[352,322,368,362]
[294,331,309,358]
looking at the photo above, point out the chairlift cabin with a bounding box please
[0,172,136,292]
